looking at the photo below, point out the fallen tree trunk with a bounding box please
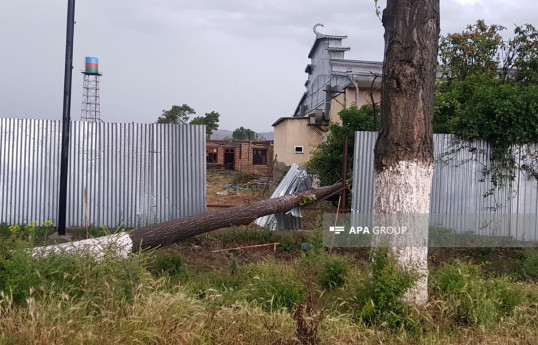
[129,181,344,251]
[33,181,344,258]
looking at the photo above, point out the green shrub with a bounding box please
[319,256,348,289]
[305,229,323,251]
[232,172,259,184]
[0,250,41,304]
[519,248,538,280]
[151,252,184,276]
[245,260,305,311]
[433,261,482,293]
[0,246,152,311]
[431,262,524,325]
[272,233,302,252]
[351,249,418,330]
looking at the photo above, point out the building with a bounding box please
[273,25,382,166]
[206,140,274,176]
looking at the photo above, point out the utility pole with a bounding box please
[58,0,76,236]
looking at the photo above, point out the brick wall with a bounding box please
[236,143,274,176]
[207,141,274,176]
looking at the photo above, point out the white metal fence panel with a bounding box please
[351,131,538,241]
[0,118,206,228]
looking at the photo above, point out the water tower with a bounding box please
[80,57,103,122]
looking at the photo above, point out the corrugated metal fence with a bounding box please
[352,132,538,240]
[0,118,206,228]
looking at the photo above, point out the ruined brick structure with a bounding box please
[206,140,274,176]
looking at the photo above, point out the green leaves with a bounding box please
[157,104,196,124]
[306,105,379,186]
[190,111,220,139]
[439,20,505,83]
[232,126,257,140]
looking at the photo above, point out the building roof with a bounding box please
[308,34,347,58]
[272,116,309,127]
[207,139,273,148]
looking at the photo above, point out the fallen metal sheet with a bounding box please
[255,163,312,230]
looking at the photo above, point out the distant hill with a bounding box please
[258,131,274,140]
[210,129,233,139]
[210,130,274,140]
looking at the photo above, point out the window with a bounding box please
[253,149,267,165]
[206,148,218,163]
[294,146,304,154]
[207,152,217,163]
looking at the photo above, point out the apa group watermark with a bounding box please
[323,213,538,248]
[330,225,408,235]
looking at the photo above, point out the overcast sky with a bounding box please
[1,0,536,132]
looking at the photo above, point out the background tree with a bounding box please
[374,0,439,304]
[232,126,257,140]
[439,20,505,83]
[501,24,538,84]
[306,105,378,186]
[435,21,538,190]
[190,111,220,139]
[157,104,195,124]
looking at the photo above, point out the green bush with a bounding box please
[431,262,524,325]
[433,261,482,293]
[245,260,305,311]
[305,229,323,251]
[232,172,259,184]
[151,252,184,276]
[351,249,418,330]
[0,250,41,304]
[0,246,152,311]
[272,233,301,252]
[306,105,378,186]
[519,248,538,281]
[319,256,348,289]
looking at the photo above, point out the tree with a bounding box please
[190,111,220,139]
[501,24,538,84]
[374,0,439,304]
[435,22,538,193]
[306,105,378,186]
[232,126,257,140]
[157,104,195,124]
[34,181,345,256]
[439,20,505,83]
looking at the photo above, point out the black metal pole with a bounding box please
[58,0,76,236]
[340,136,348,212]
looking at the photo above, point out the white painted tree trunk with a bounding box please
[374,160,434,305]
[31,233,133,259]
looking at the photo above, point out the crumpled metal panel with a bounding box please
[255,163,312,230]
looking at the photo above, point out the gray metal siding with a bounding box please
[1,118,206,228]
[351,131,538,239]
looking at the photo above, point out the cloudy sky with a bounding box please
[1,0,536,132]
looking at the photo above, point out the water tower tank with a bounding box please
[85,57,99,74]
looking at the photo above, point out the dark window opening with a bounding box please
[207,152,217,163]
[253,149,267,165]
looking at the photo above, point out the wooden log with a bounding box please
[33,181,344,257]
[129,181,343,251]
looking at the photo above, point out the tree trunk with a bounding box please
[374,0,440,305]
[34,182,344,258]
[129,181,344,251]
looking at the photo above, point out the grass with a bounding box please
[1,226,537,344]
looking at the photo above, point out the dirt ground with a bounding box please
[206,168,272,210]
